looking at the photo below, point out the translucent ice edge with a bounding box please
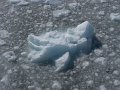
[27,21,95,72]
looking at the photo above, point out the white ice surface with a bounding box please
[110,13,120,21]
[53,9,70,18]
[0,30,10,38]
[27,21,94,71]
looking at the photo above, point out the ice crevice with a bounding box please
[27,21,101,72]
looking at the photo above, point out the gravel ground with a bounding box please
[0,0,120,90]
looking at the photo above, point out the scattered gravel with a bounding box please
[0,0,120,90]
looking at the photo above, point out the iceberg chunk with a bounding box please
[110,13,120,21]
[74,21,94,39]
[28,44,69,64]
[27,21,95,71]
[53,9,70,18]
[17,0,29,6]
